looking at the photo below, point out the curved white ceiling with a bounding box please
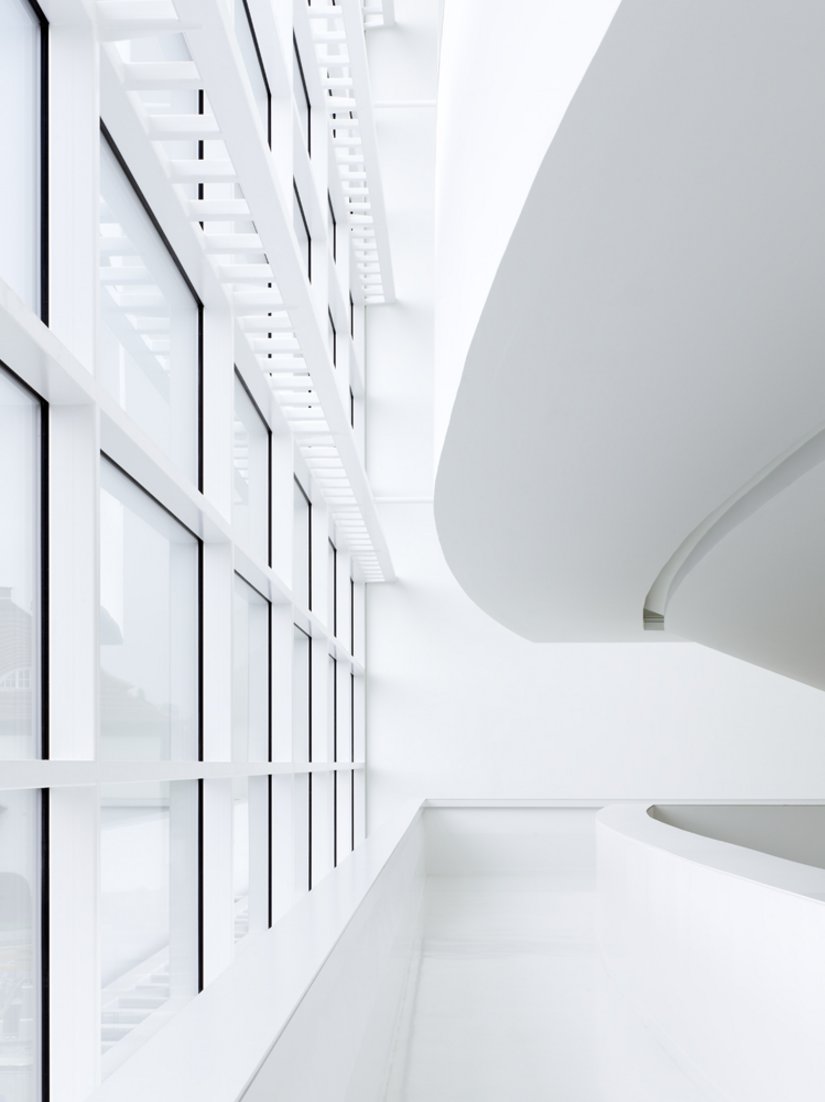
[434,0,825,655]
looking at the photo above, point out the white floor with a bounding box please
[384,836,713,1100]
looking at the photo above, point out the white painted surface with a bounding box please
[598,804,825,1101]
[366,0,825,835]
[87,800,424,1102]
[367,505,825,828]
[386,808,710,1101]
[434,0,825,646]
[665,454,825,688]
[434,0,620,459]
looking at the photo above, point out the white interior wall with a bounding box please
[365,0,825,830]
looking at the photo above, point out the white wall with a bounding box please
[365,0,825,831]
[434,0,621,458]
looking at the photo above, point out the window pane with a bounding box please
[293,625,310,761]
[100,460,199,761]
[232,374,270,563]
[0,0,41,313]
[99,138,199,482]
[232,575,269,763]
[235,0,270,144]
[0,367,41,761]
[232,776,269,943]
[100,780,198,1074]
[327,541,337,637]
[293,186,311,283]
[293,39,310,155]
[0,787,41,1102]
[293,481,311,611]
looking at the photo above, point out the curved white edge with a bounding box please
[89,799,425,1102]
[433,0,621,464]
[597,804,825,1101]
[597,803,825,902]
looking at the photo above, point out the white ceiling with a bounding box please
[434,0,825,678]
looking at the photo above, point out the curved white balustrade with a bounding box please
[597,803,825,1101]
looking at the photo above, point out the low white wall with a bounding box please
[90,801,425,1102]
[597,804,825,1101]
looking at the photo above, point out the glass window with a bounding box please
[293,36,311,156]
[232,372,270,563]
[350,576,355,656]
[0,787,41,1101]
[328,540,337,636]
[292,625,311,763]
[232,575,269,763]
[99,136,200,484]
[0,366,42,761]
[0,0,43,315]
[100,460,199,761]
[100,780,198,1074]
[234,0,270,146]
[327,309,337,368]
[293,184,311,283]
[232,775,269,943]
[327,193,336,262]
[293,479,311,611]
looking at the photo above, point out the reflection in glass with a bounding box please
[0,0,41,313]
[235,0,270,144]
[293,625,310,761]
[232,374,270,563]
[99,137,199,482]
[328,540,337,637]
[100,781,198,1073]
[100,460,199,761]
[232,776,268,944]
[0,367,41,761]
[293,480,311,611]
[232,575,269,762]
[0,788,40,1102]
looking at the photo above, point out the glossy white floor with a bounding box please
[381,809,712,1102]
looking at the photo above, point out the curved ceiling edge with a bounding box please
[646,423,825,625]
[434,0,825,645]
[433,0,622,466]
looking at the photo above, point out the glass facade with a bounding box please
[0,0,42,314]
[100,780,199,1073]
[232,373,270,564]
[0,0,371,1091]
[99,460,199,761]
[99,137,200,484]
[0,788,40,1102]
[0,367,42,761]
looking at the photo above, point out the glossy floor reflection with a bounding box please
[386,872,711,1101]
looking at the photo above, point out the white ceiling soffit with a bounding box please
[434,0,825,648]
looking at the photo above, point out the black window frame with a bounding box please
[233,569,274,927]
[100,123,205,492]
[0,356,50,1097]
[293,475,312,611]
[327,192,337,262]
[233,367,273,567]
[238,0,273,148]
[328,308,337,367]
[99,452,205,992]
[293,34,311,157]
[293,181,312,284]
